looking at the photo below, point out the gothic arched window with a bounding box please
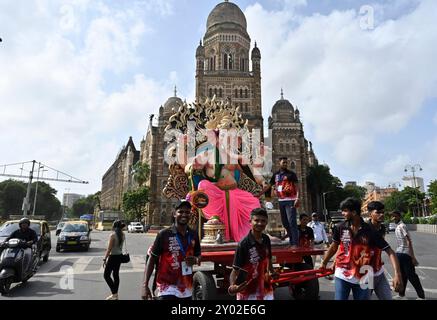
[229,53,233,69]
[209,88,213,98]
[245,88,248,98]
[235,88,238,98]
[292,144,296,153]
[290,161,296,170]
[240,88,243,97]
[241,58,245,71]
[219,88,223,97]
[280,144,284,152]
[223,53,228,70]
[214,88,218,96]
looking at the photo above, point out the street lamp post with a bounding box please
[404,164,423,217]
[322,191,334,224]
[32,163,47,216]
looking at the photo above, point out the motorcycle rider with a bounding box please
[5,218,38,271]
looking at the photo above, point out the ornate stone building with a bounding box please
[103,1,318,226]
[100,136,140,213]
[195,0,263,134]
[268,90,317,212]
[139,91,182,225]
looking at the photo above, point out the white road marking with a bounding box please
[417,266,437,271]
[35,255,147,277]
[130,255,145,270]
[73,257,94,274]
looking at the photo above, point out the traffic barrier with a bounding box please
[407,224,437,234]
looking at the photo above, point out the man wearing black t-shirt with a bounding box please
[321,197,402,300]
[298,213,314,268]
[367,201,394,300]
[259,157,299,246]
[142,200,201,300]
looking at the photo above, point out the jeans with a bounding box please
[396,253,425,299]
[279,200,298,246]
[104,255,122,294]
[335,277,370,300]
[372,273,392,300]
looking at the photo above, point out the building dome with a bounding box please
[272,98,294,114]
[206,1,247,31]
[163,96,183,111]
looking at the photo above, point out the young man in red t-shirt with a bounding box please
[268,157,299,246]
[228,208,279,300]
[142,200,201,300]
[321,197,402,300]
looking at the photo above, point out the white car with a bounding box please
[128,222,144,233]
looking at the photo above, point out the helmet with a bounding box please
[19,217,30,227]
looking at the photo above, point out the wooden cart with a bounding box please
[192,242,333,300]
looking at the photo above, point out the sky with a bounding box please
[0,0,436,203]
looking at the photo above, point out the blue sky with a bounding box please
[0,0,436,201]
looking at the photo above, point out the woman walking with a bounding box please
[103,220,125,300]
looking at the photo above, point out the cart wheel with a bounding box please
[289,263,319,300]
[193,271,217,300]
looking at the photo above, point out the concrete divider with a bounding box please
[407,224,437,234]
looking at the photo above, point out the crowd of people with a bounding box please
[99,157,425,301]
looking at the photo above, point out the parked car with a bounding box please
[0,219,51,263]
[389,223,396,232]
[56,221,91,252]
[128,222,144,233]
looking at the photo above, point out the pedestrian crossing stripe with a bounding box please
[35,255,146,277]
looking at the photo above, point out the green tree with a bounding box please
[71,193,99,217]
[0,179,62,220]
[384,187,425,217]
[343,185,366,201]
[0,180,27,218]
[427,180,437,214]
[132,162,150,187]
[30,181,62,220]
[122,186,149,222]
[307,164,340,212]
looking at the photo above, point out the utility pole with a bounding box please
[322,191,334,224]
[22,160,36,217]
[32,163,47,216]
[404,164,423,217]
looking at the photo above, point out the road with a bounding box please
[0,230,435,300]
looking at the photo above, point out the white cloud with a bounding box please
[0,1,175,199]
[383,154,411,175]
[245,0,437,167]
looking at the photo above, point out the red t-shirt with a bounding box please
[270,169,298,201]
[332,219,389,283]
[151,225,201,298]
[232,232,274,300]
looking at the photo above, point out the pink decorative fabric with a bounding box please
[198,180,260,242]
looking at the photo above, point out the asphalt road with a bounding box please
[0,229,435,300]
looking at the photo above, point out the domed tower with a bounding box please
[269,89,314,213]
[195,0,263,134]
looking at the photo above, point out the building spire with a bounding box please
[199,39,202,46]
[254,41,257,48]
[281,88,284,100]
[174,85,177,97]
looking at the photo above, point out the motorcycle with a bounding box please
[0,238,39,295]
